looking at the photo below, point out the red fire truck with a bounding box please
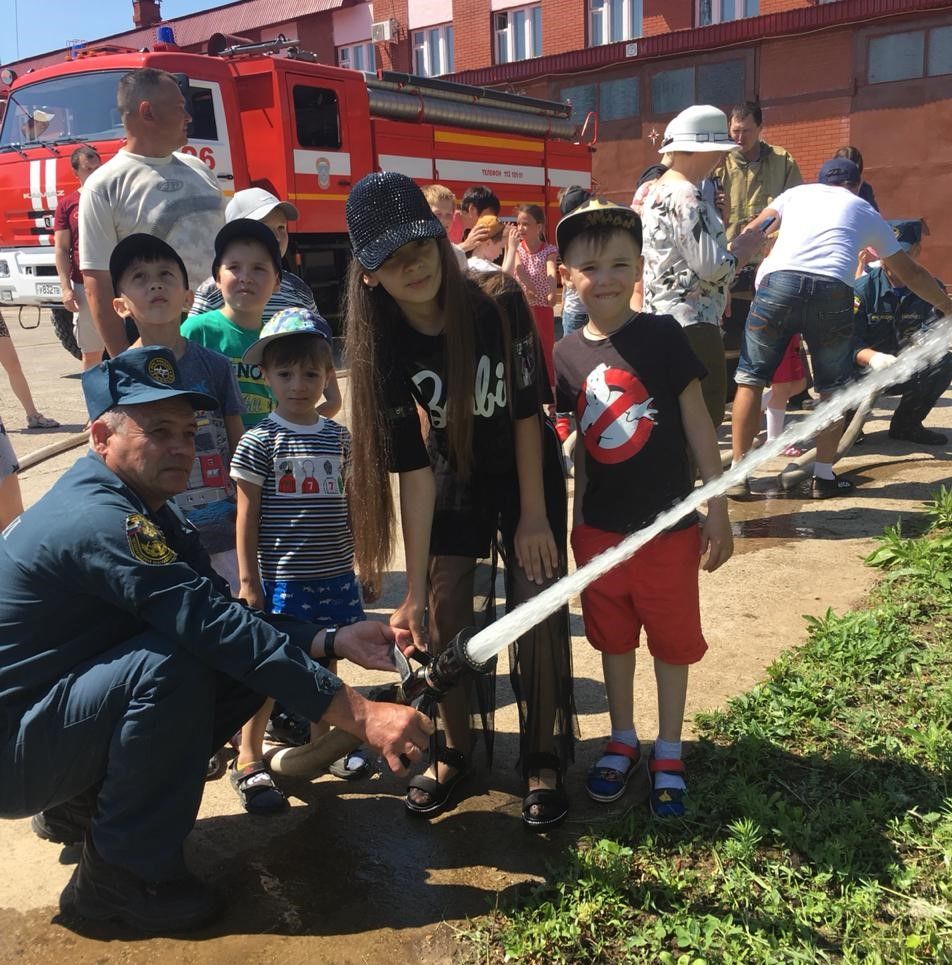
[0,35,594,356]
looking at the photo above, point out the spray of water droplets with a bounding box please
[464,318,952,665]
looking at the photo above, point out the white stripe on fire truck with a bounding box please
[434,159,544,186]
[28,160,51,245]
[548,167,592,189]
[44,158,58,210]
[292,149,352,178]
[377,154,433,179]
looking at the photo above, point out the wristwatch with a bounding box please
[323,626,338,660]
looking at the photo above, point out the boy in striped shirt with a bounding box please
[229,308,365,813]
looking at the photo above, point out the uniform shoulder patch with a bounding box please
[125,513,177,565]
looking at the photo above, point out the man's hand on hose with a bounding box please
[311,621,415,672]
[322,686,434,776]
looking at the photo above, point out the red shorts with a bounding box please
[570,523,707,664]
[770,335,804,384]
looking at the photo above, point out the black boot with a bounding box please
[32,788,97,845]
[60,839,223,934]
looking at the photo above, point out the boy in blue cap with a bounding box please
[228,308,367,811]
[853,219,952,446]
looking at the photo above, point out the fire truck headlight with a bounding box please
[0,290,13,302]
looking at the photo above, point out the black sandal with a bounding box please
[229,760,288,815]
[405,746,470,817]
[522,752,569,832]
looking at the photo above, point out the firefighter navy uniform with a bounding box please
[0,348,342,882]
[853,222,952,438]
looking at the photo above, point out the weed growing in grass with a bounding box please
[464,494,952,963]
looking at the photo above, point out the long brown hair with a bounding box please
[344,237,480,589]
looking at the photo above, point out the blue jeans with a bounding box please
[736,271,855,393]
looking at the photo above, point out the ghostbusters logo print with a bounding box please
[577,363,658,465]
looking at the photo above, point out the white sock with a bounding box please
[765,407,786,440]
[596,727,639,773]
[813,461,835,480]
[760,387,773,412]
[653,738,685,791]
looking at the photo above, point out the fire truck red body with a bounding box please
[0,37,593,344]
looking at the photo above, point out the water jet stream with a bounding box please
[463,319,952,666]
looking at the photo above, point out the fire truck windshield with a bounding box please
[0,71,125,148]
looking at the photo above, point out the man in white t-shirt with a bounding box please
[79,68,225,356]
[730,158,952,498]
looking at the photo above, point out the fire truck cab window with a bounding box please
[293,86,342,149]
[0,71,124,147]
[188,87,218,141]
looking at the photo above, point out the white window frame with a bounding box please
[412,23,454,77]
[337,41,377,72]
[494,4,542,65]
[589,0,642,46]
[696,0,758,27]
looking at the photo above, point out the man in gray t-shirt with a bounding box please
[79,69,224,356]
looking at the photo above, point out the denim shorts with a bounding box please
[736,271,855,393]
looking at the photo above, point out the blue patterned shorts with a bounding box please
[263,572,365,627]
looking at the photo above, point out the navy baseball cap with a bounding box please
[212,218,283,278]
[110,234,189,296]
[82,346,219,421]
[888,219,925,251]
[818,158,861,186]
[346,172,446,271]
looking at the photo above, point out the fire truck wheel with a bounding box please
[51,308,82,360]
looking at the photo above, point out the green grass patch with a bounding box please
[465,487,952,963]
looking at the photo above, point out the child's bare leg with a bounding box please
[237,697,274,767]
[653,658,689,792]
[765,377,807,441]
[592,649,639,775]
[406,556,474,807]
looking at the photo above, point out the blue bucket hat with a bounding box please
[82,346,219,421]
[346,172,446,272]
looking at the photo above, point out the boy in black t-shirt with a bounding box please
[553,199,732,817]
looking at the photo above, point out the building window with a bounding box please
[337,42,377,72]
[561,83,598,124]
[928,25,952,76]
[293,86,342,149]
[599,77,640,121]
[697,0,758,27]
[589,0,642,46]
[650,59,745,114]
[413,24,454,77]
[561,78,639,123]
[868,27,952,83]
[494,5,542,64]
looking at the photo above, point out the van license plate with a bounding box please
[36,283,61,297]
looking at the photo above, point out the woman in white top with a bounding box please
[641,106,763,429]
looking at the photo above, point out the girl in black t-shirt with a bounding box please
[344,173,576,831]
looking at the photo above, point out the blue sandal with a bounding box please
[648,751,686,818]
[586,740,642,803]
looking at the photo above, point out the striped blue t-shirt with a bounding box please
[230,413,354,581]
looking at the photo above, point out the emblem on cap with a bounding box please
[125,514,177,565]
[147,356,176,385]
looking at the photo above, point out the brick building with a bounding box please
[3,0,952,270]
